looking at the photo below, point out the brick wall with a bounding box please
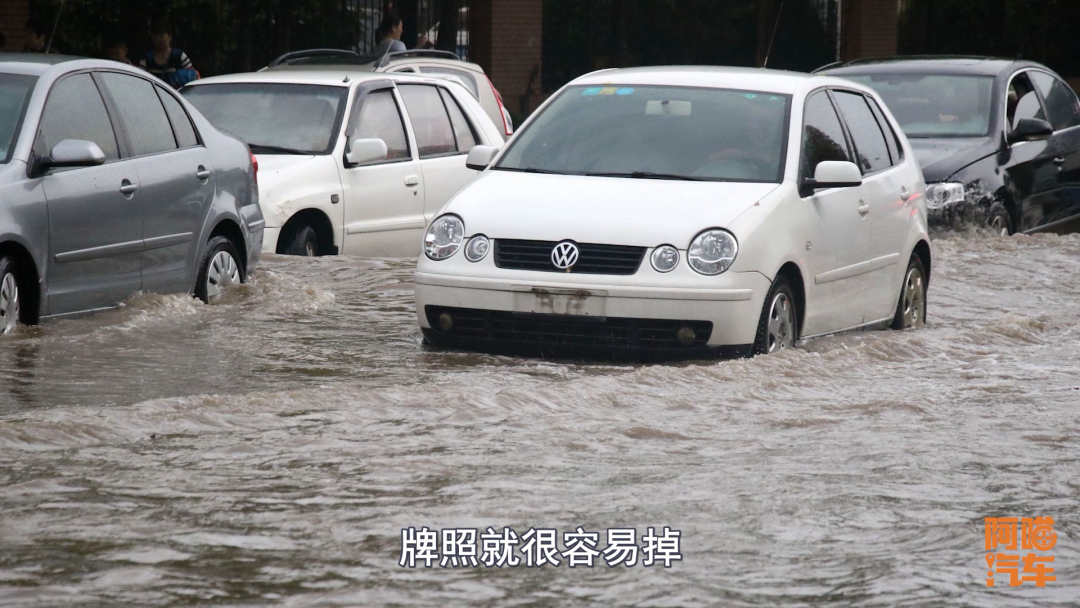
[841,0,900,61]
[0,0,29,51]
[471,0,543,117]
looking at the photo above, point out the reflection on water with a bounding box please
[1,234,1079,606]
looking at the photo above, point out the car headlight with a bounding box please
[926,182,965,210]
[464,235,490,262]
[687,229,738,275]
[424,215,464,260]
[650,245,680,273]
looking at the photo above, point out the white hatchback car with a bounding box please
[182,70,504,257]
[415,67,931,359]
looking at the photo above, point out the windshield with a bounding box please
[0,74,37,164]
[496,85,791,183]
[841,74,994,138]
[182,83,348,154]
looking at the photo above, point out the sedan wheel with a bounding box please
[0,270,19,335]
[206,250,240,299]
[766,292,796,353]
[891,255,927,330]
[989,213,1009,236]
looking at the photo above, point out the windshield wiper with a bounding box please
[492,166,565,175]
[248,143,312,155]
[585,171,706,181]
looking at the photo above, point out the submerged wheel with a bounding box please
[0,256,21,334]
[284,224,319,257]
[196,236,244,303]
[987,204,1011,236]
[891,255,927,330]
[753,275,798,355]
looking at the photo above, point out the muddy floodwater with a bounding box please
[1,231,1079,606]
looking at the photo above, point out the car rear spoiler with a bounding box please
[376,49,461,68]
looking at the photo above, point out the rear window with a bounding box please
[0,73,37,163]
[842,73,994,138]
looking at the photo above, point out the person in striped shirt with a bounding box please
[139,17,198,89]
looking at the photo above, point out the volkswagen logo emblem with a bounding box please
[551,241,580,270]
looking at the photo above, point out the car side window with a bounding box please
[801,91,852,179]
[99,72,178,156]
[865,96,903,166]
[397,84,457,158]
[156,86,199,148]
[35,73,120,162]
[419,66,480,98]
[349,89,410,161]
[1007,72,1047,131]
[832,91,892,174]
[1030,71,1080,131]
[439,88,478,151]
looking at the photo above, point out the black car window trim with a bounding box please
[798,86,856,187]
[28,69,126,178]
[863,94,905,167]
[94,69,186,160]
[1029,69,1080,134]
[827,87,901,178]
[1004,69,1050,141]
[343,81,414,167]
[436,85,480,154]
[154,83,204,148]
[398,83,462,160]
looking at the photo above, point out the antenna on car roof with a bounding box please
[762,0,785,69]
[45,0,65,54]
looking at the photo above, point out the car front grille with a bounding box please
[425,306,713,349]
[493,239,646,275]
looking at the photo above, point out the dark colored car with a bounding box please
[0,54,263,332]
[815,57,1080,234]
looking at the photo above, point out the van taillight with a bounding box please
[250,151,259,184]
[486,76,513,136]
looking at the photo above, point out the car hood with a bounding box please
[909,137,998,183]
[442,170,781,247]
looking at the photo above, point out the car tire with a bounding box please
[0,255,24,334]
[987,203,1011,236]
[284,225,319,257]
[196,236,244,303]
[890,254,927,330]
[753,274,798,356]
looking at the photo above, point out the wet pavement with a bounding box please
[1,230,1079,606]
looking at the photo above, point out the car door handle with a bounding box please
[196,166,211,180]
[404,175,420,187]
[858,203,871,215]
[119,180,138,196]
[900,186,912,201]
[1053,157,1066,165]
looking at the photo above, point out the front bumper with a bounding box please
[414,267,771,359]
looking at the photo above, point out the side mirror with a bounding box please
[465,145,501,171]
[1007,118,1054,144]
[41,139,106,170]
[803,160,863,191]
[345,138,388,165]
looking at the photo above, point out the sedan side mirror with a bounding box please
[465,145,501,171]
[41,139,106,170]
[1007,118,1054,144]
[803,160,863,191]
[345,138,388,165]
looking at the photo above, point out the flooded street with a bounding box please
[1,231,1079,606]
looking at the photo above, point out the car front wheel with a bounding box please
[987,203,1011,236]
[196,236,244,303]
[891,255,927,330]
[753,274,798,356]
[0,256,22,334]
[284,225,319,257]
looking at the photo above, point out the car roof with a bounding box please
[188,68,468,89]
[815,55,1045,77]
[569,65,830,96]
[0,53,93,75]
